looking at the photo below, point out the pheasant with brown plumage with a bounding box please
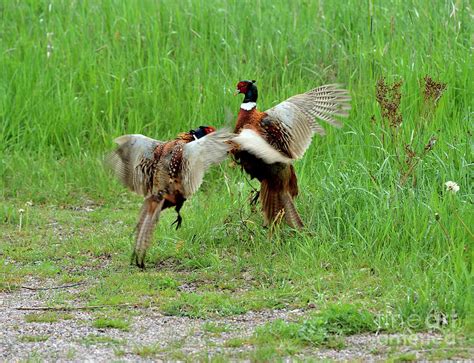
[232,80,350,228]
[106,126,233,268]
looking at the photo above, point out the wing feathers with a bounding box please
[285,84,351,133]
[259,84,351,161]
[181,129,234,198]
[106,134,161,196]
[233,128,293,164]
[263,104,314,159]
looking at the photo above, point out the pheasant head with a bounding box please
[235,80,258,103]
[179,126,216,141]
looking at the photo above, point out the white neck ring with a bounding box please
[240,102,256,111]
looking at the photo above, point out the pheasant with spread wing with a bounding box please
[106,126,232,268]
[232,80,350,228]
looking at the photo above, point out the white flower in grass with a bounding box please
[445,181,460,193]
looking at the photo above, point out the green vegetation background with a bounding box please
[1,0,472,332]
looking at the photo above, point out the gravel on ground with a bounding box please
[0,282,470,361]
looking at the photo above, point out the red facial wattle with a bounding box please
[236,81,248,94]
[203,126,216,134]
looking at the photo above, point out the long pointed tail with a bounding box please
[260,165,303,229]
[132,196,164,268]
[281,193,303,228]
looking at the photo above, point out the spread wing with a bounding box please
[181,128,234,198]
[234,84,350,164]
[105,134,163,196]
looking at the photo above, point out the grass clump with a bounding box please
[132,344,164,357]
[82,272,179,306]
[0,280,21,293]
[133,339,186,358]
[387,352,418,362]
[224,337,248,348]
[202,322,231,334]
[24,312,73,323]
[92,317,130,331]
[162,292,246,318]
[252,304,376,356]
[318,303,377,335]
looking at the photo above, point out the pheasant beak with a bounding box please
[233,89,240,96]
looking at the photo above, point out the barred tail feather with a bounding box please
[132,196,164,268]
[281,193,303,228]
[260,179,284,226]
[260,168,303,229]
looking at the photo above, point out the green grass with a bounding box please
[203,322,232,335]
[132,339,186,359]
[92,317,130,331]
[252,304,376,351]
[132,344,165,358]
[387,352,418,362]
[224,337,248,348]
[24,312,73,323]
[1,0,472,357]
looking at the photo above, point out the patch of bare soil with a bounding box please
[0,284,470,361]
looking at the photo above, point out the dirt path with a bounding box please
[0,287,470,361]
